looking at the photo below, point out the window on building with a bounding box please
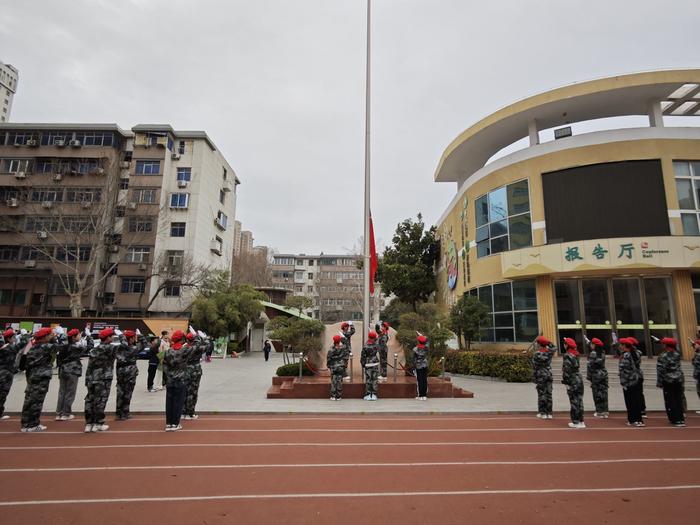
[169,193,189,209]
[75,132,114,147]
[273,257,295,265]
[307,285,313,293]
[121,277,146,294]
[693,274,700,326]
[55,246,91,262]
[167,250,184,267]
[0,289,27,305]
[308,273,313,279]
[119,180,129,190]
[134,160,161,175]
[475,179,532,258]
[176,167,191,181]
[469,279,538,342]
[0,245,20,260]
[128,217,154,233]
[308,260,314,266]
[125,246,150,263]
[164,282,181,297]
[222,167,227,180]
[216,211,228,229]
[674,161,700,235]
[295,285,303,292]
[103,292,115,305]
[65,187,102,203]
[24,217,60,233]
[219,189,226,205]
[178,140,186,154]
[170,222,186,237]
[3,158,32,173]
[30,188,63,202]
[40,131,71,146]
[132,188,158,204]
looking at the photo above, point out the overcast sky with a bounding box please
[1,0,699,254]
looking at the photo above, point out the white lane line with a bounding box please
[2,485,700,507]
[2,439,700,450]
[2,457,699,473]
[49,415,680,422]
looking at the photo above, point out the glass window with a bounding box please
[673,161,691,177]
[682,214,700,235]
[169,193,189,208]
[125,247,150,263]
[515,312,538,341]
[494,312,514,328]
[176,167,191,181]
[477,285,492,311]
[490,220,507,237]
[555,280,581,325]
[134,160,160,175]
[178,141,186,154]
[167,250,184,267]
[509,214,532,249]
[512,280,537,310]
[677,179,695,209]
[475,195,489,227]
[475,180,531,257]
[490,235,509,254]
[488,187,508,222]
[507,180,530,215]
[164,282,181,297]
[128,217,153,232]
[493,282,512,312]
[170,222,186,237]
[121,278,146,294]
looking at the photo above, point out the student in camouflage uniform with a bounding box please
[361,331,380,400]
[694,340,700,414]
[341,322,355,380]
[532,336,554,419]
[115,330,145,421]
[629,337,647,418]
[21,327,65,432]
[562,337,585,428]
[327,335,346,400]
[84,327,118,433]
[619,338,644,427]
[56,327,92,421]
[377,322,390,381]
[164,330,195,431]
[586,337,609,418]
[656,337,686,427]
[146,335,161,392]
[0,329,30,420]
[183,332,205,419]
[413,334,429,400]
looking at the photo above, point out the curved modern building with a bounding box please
[435,70,700,359]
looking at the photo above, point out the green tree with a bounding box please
[448,294,491,350]
[190,271,266,339]
[377,214,439,311]
[285,295,314,316]
[380,297,413,328]
[267,316,325,356]
[396,303,452,369]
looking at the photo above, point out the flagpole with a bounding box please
[362,0,372,337]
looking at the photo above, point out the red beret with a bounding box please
[367,331,378,340]
[67,328,80,338]
[536,336,550,346]
[695,339,700,347]
[417,335,428,344]
[619,337,631,346]
[2,329,14,339]
[590,338,604,347]
[123,330,136,338]
[628,337,639,346]
[332,334,342,344]
[35,327,53,339]
[171,330,185,342]
[563,337,577,349]
[382,322,389,327]
[660,337,677,348]
[186,332,195,341]
[99,327,115,340]
[341,322,349,329]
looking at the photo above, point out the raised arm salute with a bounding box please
[0,329,31,421]
[84,328,118,433]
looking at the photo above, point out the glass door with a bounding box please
[643,277,677,356]
[554,280,584,353]
[612,278,647,357]
[581,279,613,355]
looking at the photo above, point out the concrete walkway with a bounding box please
[3,350,700,415]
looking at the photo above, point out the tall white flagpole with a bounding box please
[362,0,372,337]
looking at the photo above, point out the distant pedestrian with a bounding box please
[562,338,585,429]
[361,331,380,401]
[532,336,554,419]
[327,335,346,401]
[619,338,644,427]
[586,337,609,418]
[263,340,272,362]
[378,322,390,381]
[694,340,700,414]
[205,336,214,362]
[656,338,685,427]
[413,334,429,400]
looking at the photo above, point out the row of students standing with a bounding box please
[533,335,699,428]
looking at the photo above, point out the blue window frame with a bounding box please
[135,160,161,175]
[177,167,191,181]
[169,193,189,208]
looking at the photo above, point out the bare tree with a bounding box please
[231,250,272,287]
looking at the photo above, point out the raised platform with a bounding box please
[267,375,474,399]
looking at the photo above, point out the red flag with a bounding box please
[369,212,378,295]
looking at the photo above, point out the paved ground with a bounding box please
[0,413,698,524]
[3,351,700,416]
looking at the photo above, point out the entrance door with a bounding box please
[581,279,614,355]
[554,280,584,353]
[644,277,677,356]
[612,278,647,357]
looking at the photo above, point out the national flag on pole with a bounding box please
[369,212,378,295]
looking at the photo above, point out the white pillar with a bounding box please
[528,120,539,146]
[648,101,664,128]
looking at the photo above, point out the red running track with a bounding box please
[0,413,699,524]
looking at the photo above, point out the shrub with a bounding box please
[444,349,532,382]
[276,362,314,376]
[227,342,239,355]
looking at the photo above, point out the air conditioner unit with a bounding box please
[120,161,131,169]
[81,201,92,209]
[14,171,26,180]
[95,168,105,175]
[26,139,38,147]
[109,245,120,253]
[24,260,37,268]
[127,202,137,210]
[41,201,53,209]
[69,139,81,147]
[138,263,147,271]
[37,230,48,240]
[7,198,18,207]
[53,173,63,182]
[177,180,188,188]
[54,139,66,147]
[171,153,180,160]
[210,240,222,253]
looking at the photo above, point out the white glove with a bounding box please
[189,325,197,335]
[54,326,65,335]
[114,329,123,336]
[347,321,353,326]
[84,326,91,336]
[197,330,205,338]
[136,328,142,336]
[20,329,28,336]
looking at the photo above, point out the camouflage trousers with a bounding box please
[566,381,585,423]
[183,368,202,416]
[535,380,553,414]
[85,379,112,425]
[364,366,379,397]
[330,372,344,398]
[379,348,388,377]
[56,371,79,416]
[0,369,14,417]
[591,378,609,413]
[21,375,51,428]
[116,367,138,418]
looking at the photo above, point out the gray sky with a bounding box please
[1,0,699,254]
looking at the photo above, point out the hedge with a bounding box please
[444,349,532,382]
[276,362,314,377]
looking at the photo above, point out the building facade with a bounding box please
[233,220,242,255]
[0,61,19,123]
[0,123,239,317]
[239,230,253,254]
[434,70,700,359]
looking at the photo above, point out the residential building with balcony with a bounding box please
[0,61,18,123]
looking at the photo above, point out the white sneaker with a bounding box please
[568,422,579,428]
[593,412,600,418]
[420,397,427,401]
[0,414,9,420]
[148,389,158,393]
[55,415,64,421]
[696,410,700,414]
[189,414,199,420]
[673,422,686,427]
[634,422,646,427]
[37,424,47,431]
[536,413,544,419]
[577,422,587,429]
[330,397,336,401]
[165,425,174,432]
[156,386,164,391]
[363,395,372,401]
[95,424,109,432]
[371,395,378,401]
[64,414,75,420]
[415,396,421,400]
[546,414,554,419]
[84,424,93,433]
[174,424,182,431]
[23,425,44,432]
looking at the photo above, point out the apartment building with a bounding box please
[271,253,382,322]
[240,230,253,254]
[0,123,239,317]
[233,220,242,255]
[0,61,19,122]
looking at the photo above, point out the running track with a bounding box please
[0,413,699,524]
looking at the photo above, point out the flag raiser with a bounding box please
[369,212,378,295]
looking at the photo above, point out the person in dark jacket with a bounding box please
[360,331,380,401]
[21,327,65,432]
[182,332,205,419]
[327,335,346,400]
[586,337,609,418]
[84,327,118,433]
[0,329,31,420]
[619,338,644,427]
[628,337,647,418]
[532,336,554,419]
[56,326,92,421]
[656,338,685,427]
[163,330,195,431]
[562,337,585,429]
[115,330,145,421]
[413,334,429,400]
[146,335,161,392]
[263,339,272,362]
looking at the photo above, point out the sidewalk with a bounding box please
[3,351,699,414]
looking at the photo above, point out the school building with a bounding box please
[434,70,700,359]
